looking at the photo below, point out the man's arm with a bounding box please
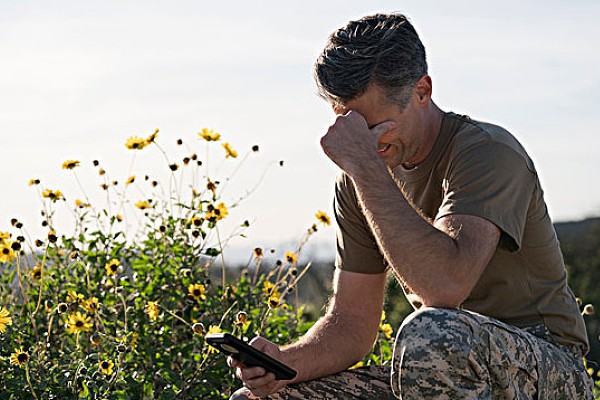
[231,268,387,398]
[321,111,500,308]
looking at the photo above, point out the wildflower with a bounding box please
[169,163,179,171]
[82,297,99,313]
[30,265,42,281]
[28,178,40,186]
[56,303,69,314]
[285,251,298,264]
[198,128,220,142]
[315,210,331,226]
[69,251,79,259]
[583,304,595,316]
[146,128,159,144]
[42,189,64,201]
[0,306,12,333]
[67,290,85,304]
[253,247,263,258]
[125,176,135,185]
[90,332,101,346]
[252,145,259,152]
[380,323,393,339]
[0,244,16,263]
[75,199,91,208]
[192,322,205,335]
[222,142,238,158]
[206,325,222,353]
[125,136,148,150]
[130,332,139,349]
[105,259,120,276]
[66,312,93,334]
[262,281,278,296]
[268,292,281,309]
[98,168,105,175]
[349,361,364,370]
[204,202,228,221]
[47,230,58,243]
[207,180,217,194]
[146,301,159,320]
[99,359,114,375]
[10,348,29,367]
[135,200,153,210]
[116,214,123,222]
[62,160,80,170]
[190,216,203,227]
[235,311,250,331]
[188,283,206,301]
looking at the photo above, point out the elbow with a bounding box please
[419,281,471,309]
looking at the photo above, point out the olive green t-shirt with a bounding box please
[334,112,589,353]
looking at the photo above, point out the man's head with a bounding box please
[315,13,427,110]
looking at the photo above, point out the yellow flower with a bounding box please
[262,281,277,296]
[135,200,153,210]
[66,312,93,334]
[146,128,159,144]
[315,210,331,226]
[188,283,207,301]
[268,292,281,309]
[222,142,238,158]
[0,306,12,333]
[62,160,80,170]
[235,311,251,331]
[380,323,393,339]
[146,301,159,320]
[125,175,135,185]
[116,214,123,222]
[253,247,263,258]
[125,136,149,150]
[75,199,91,208]
[285,251,298,264]
[193,322,205,335]
[130,332,139,349]
[206,325,222,353]
[190,216,203,227]
[28,178,40,186]
[42,189,64,202]
[204,202,228,221]
[99,359,114,375]
[105,259,120,276]
[82,297,99,313]
[10,348,29,367]
[67,290,85,304]
[198,128,221,142]
[349,360,364,370]
[30,265,42,281]
[0,244,16,263]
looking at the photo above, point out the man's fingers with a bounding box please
[371,120,397,141]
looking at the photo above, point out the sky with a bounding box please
[1,0,599,261]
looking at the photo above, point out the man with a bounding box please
[230,13,594,399]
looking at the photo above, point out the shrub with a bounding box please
[0,128,336,399]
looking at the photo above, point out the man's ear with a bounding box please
[414,75,433,106]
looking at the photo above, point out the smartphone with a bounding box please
[205,333,297,381]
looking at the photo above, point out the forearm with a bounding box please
[280,311,376,383]
[350,164,465,306]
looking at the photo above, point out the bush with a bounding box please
[0,129,345,399]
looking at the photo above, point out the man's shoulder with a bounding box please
[446,113,535,172]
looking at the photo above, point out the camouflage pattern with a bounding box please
[230,307,594,399]
[392,307,594,399]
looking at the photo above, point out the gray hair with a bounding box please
[315,13,428,109]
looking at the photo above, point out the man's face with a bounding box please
[333,84,429,169]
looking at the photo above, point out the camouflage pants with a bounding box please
[231,307,594,399]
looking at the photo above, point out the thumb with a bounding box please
[370,120,397,141]
[249,336,272,351]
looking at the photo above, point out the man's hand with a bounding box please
[320,111,396,175]
[227,337,289,398]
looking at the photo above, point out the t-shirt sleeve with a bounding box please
[334,172,387,273]
[436,142,536,252]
